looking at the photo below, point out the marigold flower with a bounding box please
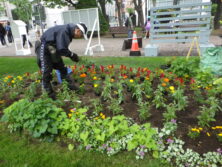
[101,115,106,119]
[80,73,87,78]
[93,76,97,80]
[129,79,134,83]
[123,75,128,79]
[206,132,211,137]
[110,79,115,82]
[7,75,13,79]
[218,133,222,136]
[163,78,169,83]
[17,76,23,80]
[216,126,222,129]
[169,86,175,91]
[94,84,98,88]
[68,113,72,118]
[11,80,15,83]
[145,77,149,80]
[161,83,167,87]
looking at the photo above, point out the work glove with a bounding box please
[70,52,79,62]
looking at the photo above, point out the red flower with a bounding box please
[130,67,133,72]
[190,78,195,84]
[100,65,105,73]
[160,73,165,78]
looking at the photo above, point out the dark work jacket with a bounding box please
[41,24,76,58]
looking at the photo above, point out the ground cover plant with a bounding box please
[0,57,222,167]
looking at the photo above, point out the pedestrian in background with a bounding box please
[125,13,134,38]
[5,22,13,43]
[22,24,33,48]
[0,23,6,46]
[144,17,151,39]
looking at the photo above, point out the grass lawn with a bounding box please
[0,56,175,76]
[0,56,179,167]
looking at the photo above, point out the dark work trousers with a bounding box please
[7,33,13,43]
[22,35,33,47]
[0,35,6,45]
[39,42,68,92]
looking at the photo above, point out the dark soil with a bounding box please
[0,73,222,155]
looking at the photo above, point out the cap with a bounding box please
[76,23,88,40]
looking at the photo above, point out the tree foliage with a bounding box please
[9,0,32,22]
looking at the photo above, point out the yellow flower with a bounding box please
[3,79,7,82]
[94,84,98,88]
[110,79,115,82]
[206,132,211,137]
[100,113,104,116]
[11,80,15,83]
[35,80,40,83]
[68,113,72,118]
[169,86,175,91]
[216,126,222,129]
[17,76,23,80]
[145,77,150,80]
[184,74,189,78]
[198,128,203,131]
[129,79,134,83]
[218,133,222,136]
[94,117,99,120]
[93,76,97,80]
[212,127,216,130]
[101,115,106,119]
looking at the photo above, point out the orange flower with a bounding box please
[123,75,128,79]
[7,75,13,79]
[80,73,87,78]
[163,78,169,83]
[110,79,115,82]
[161,83,167,87]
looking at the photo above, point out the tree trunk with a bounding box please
[98,0,109,23]
[214,0,222,29]
[133,0,144,27]
[115,0,123,26]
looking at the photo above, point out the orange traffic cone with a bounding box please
[130,31,141,56]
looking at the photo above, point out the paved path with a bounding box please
[0,35,221,57]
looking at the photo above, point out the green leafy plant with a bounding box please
[171,88,188,111]
[168,58,199,78]
[138,102,151,121]
[163,103,177,122]
[107,98,123,115]
[90,98,103,117]
[152,86,166,109]
[132,84,143,104]
[101,77,112,101]
[115,81,124,104]
[197,105,216,128]
[1,97,67,140]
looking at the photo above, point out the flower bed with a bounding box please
[0,61,222,166]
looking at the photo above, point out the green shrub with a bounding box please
[1,98,67,140]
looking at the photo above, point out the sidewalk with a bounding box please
[0,35,221,57]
